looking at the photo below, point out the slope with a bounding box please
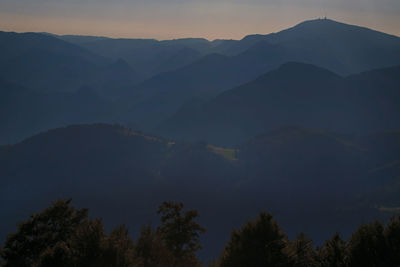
[0,31,139,94]
[215,18,400,75]
[0,79,114,145]
[158,63,400,146]
[1,124,399,259]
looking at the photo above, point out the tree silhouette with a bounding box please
[3,197,400,267]
[0,199,138,267]
[102,224,137,267]
[384,214,400,266]
[135,224,175,267]
[219,211,288,267]
[157,201,205,264]
[283,232,318,267]
[317,232,347,267]
[0,199,88,267]
[347,221,388,267]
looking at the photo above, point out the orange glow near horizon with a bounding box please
[0,2,399,40]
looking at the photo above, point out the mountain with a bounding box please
[116,53,250,129]
[0,31,139,94]
[237,127,400,238]
[116,43,291,130]
[0,78,114,145]
[86,58,140,98]
[0,124,238,259]
[60,19,400,78]
[61,37,218,78]
[112,19,400,130]
[1,124,399,259]
[55,34,110,44]
[2,19,399,141]
[215,19,400,75]
[0,31,143,144]
[158,63,400,146]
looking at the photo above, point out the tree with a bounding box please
[102,224,138,267]
[219,211,288,267]
[0,199,139,267]
[347,221,388,267]
[283,232,318,267]
[135,202,205,267]
[317,232,347,267]
[0,199,88,267]
[157,201,206,261]
[135,224,175,267]
[384,214,400,266]
[36,218,106,267]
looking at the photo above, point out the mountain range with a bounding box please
[0,31,139,94]
[158,62,400,145]
[97,19,400,130]
[1,18,400,144]
[1,18,400,260]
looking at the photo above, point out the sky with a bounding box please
[0,0,399,40]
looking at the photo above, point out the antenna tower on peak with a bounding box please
[321,0,327,19]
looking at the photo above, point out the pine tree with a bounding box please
[317,232,347,267]
[283,232,318,267]
[384,214,400,266]
[347,221,388,267]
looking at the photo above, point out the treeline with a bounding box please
[217,212,400,267]
[1,200,399,267]
[0,200,204,267]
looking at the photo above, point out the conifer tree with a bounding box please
[317,232,347,267]
[283,232,318,267]
[347,221,388,267]
[384,214,400,266]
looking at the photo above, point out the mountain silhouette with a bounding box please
[1,18,400,262]
[61,37,214,78]
[215,18,400,74]
[0,78,113,145]
[158,63,400,145]
[1,19,400,147]
[0,31,139,93]
[108,19,400,131]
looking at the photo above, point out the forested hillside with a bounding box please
[1,124,399,259]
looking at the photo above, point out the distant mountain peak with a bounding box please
[287,17,400,39]
[296,17,343,26]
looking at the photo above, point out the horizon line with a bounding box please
[1,17,399,42]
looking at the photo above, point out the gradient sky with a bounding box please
[0,0,399,40]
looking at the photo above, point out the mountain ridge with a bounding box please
[157,62,400,145]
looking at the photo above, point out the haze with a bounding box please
[0,0,399,39]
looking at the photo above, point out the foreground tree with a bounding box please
[219,211,288,267]
[0,199,88,267]
[283,232,318,267]
[0,199,137,267]
[156,201,205,266]
[317,232,348,267]
[347,221,388,267]
[135,224,175,267]
[384,214,400,266]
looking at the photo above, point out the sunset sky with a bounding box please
[0,0,399,40]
